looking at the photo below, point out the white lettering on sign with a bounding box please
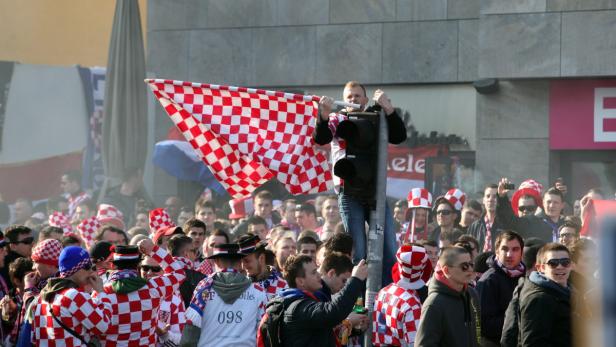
[387,154,425,174]
[594,88,616,142]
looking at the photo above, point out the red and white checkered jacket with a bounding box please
[257,266,288,301]
[94,245,186,346]
[32,285,113,346]
[157,291,186,347]
[372,282,422,346]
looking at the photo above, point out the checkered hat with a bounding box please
[512,179,544,217]
[97,204,125,230]
[396,244,429,289]
[77,216,101,249]
[443,188,466,211]
[149,208,175,232]
[407,188,432,209]
[48,211,73,234]
[228,196,254,219]
[31,239,63,267]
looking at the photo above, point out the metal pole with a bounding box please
[364,110,388,347]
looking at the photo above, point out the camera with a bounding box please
[504,183,515,190]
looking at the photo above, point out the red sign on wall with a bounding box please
[550,80,616,149]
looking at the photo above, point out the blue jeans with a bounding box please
[338,192,396,286]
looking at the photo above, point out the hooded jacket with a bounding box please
[518,271,572,347]
[476,255,525,344]
[415,272,480,347]
[280,276,364,347]
[181,268,268,347]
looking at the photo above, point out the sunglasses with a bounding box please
[545,258,571,268]
[456,261,474,272]
[436,210,453,216]
[11,237,34,245]
[141,265,162,273]
[518,205,537,213]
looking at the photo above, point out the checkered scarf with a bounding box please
[495,258,526,278]
[59,258,93,278]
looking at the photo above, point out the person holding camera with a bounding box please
[496,178,566,243]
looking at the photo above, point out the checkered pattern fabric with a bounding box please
[67,191,90,218]
[157,291,186,346]
[32,287,113,346]
[519,179,543,194]
[372,283,422,346]
[94,245,186,346]
[396,245,428,286]
[31,239,63,267]
[146,79,333,198]
[97,204,125,229]
[149,207,175,233]
[77,216,101,249]
[196,259,215,276]
[48,211,73,234]
[444,188,466,211]
[407,188,432,209]
[258,266,288,301]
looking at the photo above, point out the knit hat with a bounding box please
[97,204,125,230]
[90,241,113,262]
[396,244,429,289]
[511,179,544,217]
[228,196,254,219]
[77,216,101,249]
[207,243,245,260]
[31,239,62,267]
[48,211,73,234]
[59,246,93,278]
[149,208,175,232]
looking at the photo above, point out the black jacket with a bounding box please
[476,255,525,344]
[518,271,572,347]
[179,268,205,308]
[313,108,407,146]
[280,277,364,347]
[496,195,563,243]
[501,277,526,347]
[468,215,506,252]
[415,275,480,347]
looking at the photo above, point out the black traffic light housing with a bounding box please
[333,112,379,201]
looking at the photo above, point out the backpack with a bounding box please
[257,296,303,347]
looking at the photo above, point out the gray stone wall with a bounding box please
[478,0,616,78]
[147,0,481,88]
[146,0,616,202]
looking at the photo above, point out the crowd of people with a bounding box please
[0,81,605,346]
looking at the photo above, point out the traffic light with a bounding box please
[334,112,379,201]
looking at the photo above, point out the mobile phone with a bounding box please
[503,183,515,190]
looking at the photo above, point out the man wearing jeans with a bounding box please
[314,81,406,285]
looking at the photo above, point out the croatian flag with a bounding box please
[146,79,333,198]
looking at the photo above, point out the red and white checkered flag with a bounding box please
[146,79,333,198]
